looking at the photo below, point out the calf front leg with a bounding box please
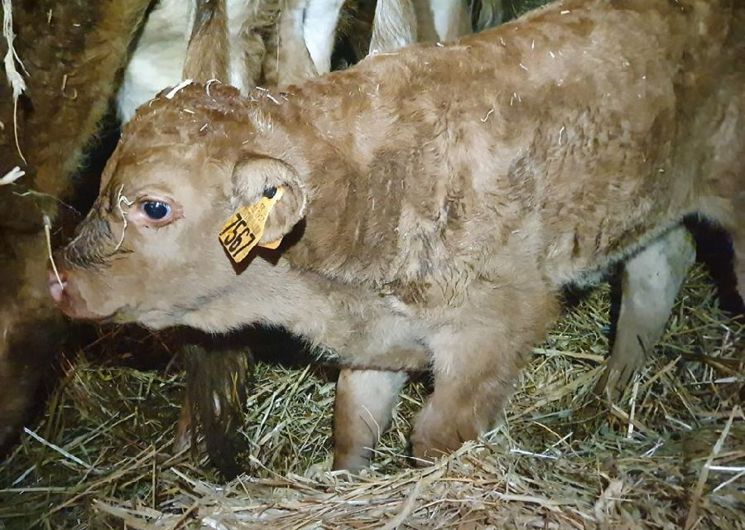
[594,225,695,400]
[333,369,408,471]
[411,284,559,463]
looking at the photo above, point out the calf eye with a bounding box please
[263,186,277,199]
[142,201,171,220]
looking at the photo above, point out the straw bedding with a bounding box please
[1,264,742,529]
[1,1,742,529]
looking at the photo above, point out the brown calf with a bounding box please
[52,0,745,467]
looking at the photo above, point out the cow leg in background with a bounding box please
[474,0,505,32]
[371,0,473,58]
[183,0,229,82]
[411,0,439,41]
[427,0,471,41]
[332,370,409,471]
[302,0,346,74]
[0,0,152,453]
[0,234,66,452]
[228,0,281,92]
[274,0,318,86]
[369,0,418,55]
[235,21,270,91]
[410,280,559,463]
[594,226,696,401]
[116,0,191,124]
[411,0,470,46]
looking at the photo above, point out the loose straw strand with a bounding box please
[2,0,28,164]
[44,214,64,289]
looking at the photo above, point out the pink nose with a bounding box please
[48,269,68,304]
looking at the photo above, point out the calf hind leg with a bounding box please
[594,226,695,401]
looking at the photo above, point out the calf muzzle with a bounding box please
[47,266,109,322]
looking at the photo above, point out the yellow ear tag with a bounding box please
[219,187,284,264]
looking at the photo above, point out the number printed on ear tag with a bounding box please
[219,187,284,264]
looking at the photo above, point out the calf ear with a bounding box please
[230,156,307,245]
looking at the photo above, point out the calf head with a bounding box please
[50,83,308,330]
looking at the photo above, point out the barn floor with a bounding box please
[0,264,743,529]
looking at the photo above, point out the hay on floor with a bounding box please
[0,264,743,529]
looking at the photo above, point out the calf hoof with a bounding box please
[408,430,461,466]
[409,402,479,465]
[331,452,371,473]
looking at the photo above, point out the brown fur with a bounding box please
[54,0,745,465]
[0,0,152,451]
